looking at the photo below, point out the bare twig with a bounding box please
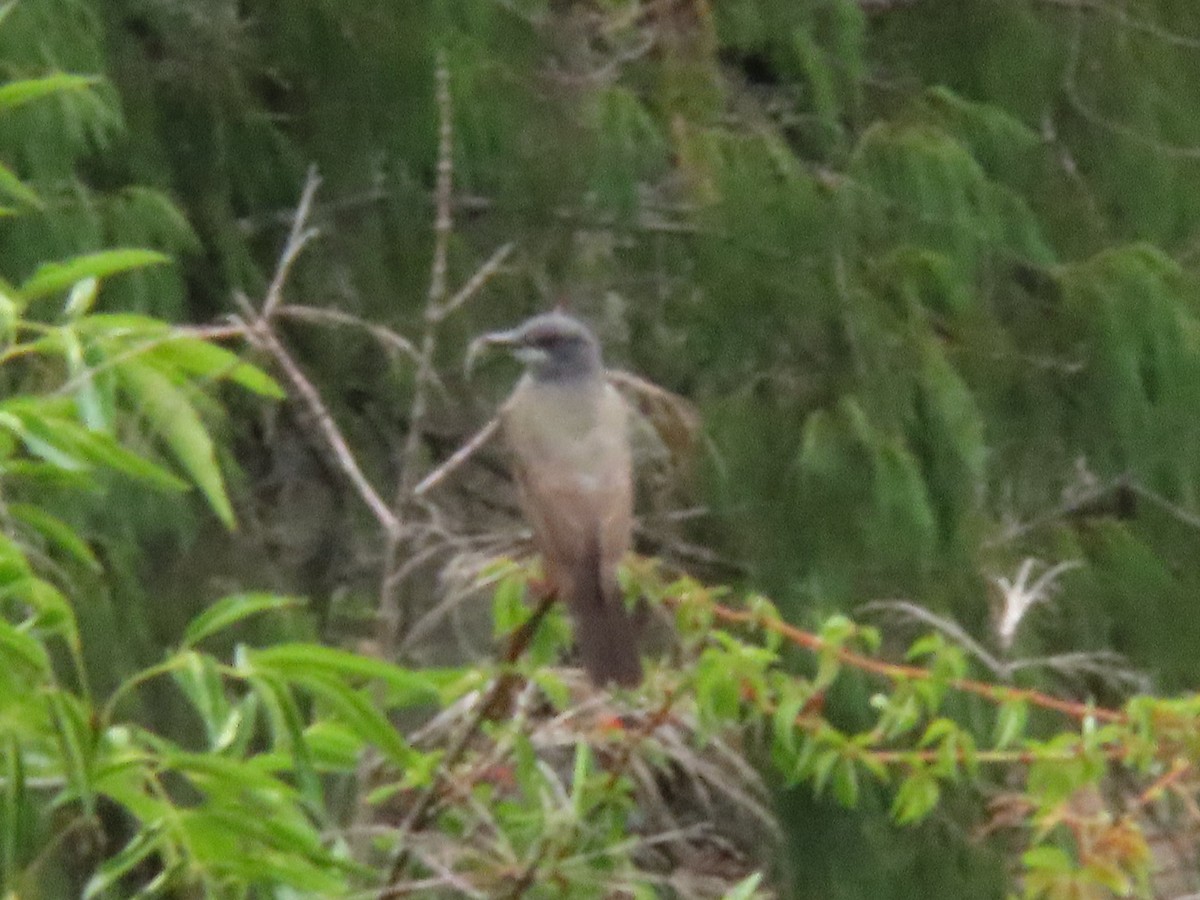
[397,552,498,655]
[860,599,1008,677]
[603,688,680,792]
[399,55,453,492]
[412,417,501,497]
[235,301,399,535]
[212,166,403,536]
[376,53,456,660]
[501,849,549,900]
[274,305,422,364]
[1036,0,1200,51]
[860,597,1143,692]
[1058,0,1200,159]
[375,873,485,899]
[1130,482,1200,531]
[377,53,517,657]
[262,165,322,319]
[436,241,514,321]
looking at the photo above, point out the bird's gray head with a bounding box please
[467,312,604,382]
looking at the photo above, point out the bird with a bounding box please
[468,311,643,687]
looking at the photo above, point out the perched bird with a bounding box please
[468,312,643,687]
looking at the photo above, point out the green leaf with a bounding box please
[46,690,95,815]
[164,749,301,802]
[73,312,171,337]
[772,684,809,761]
[183,593,301,647]
[530,667,571,710]
[1,735,25,885]
[9,503,101,571]
[171,807,356,891]
[0,617,50,678]
[300,720,364,769]
[19,249,170,301]
[1027,753,1088,807]
[0,400,188,490]
[0,160,41,208]
[12,576,76,640]
[68,428,187,490]
[118,360,234,527]
[891,771,940,825]
[571,739,594,817]
[0,535,32,586]
[812,749,839,796]
[171,651,232,744]
[83,826,164,899]
[918,717,958,749]
[292,671,417,770]
[247,643,443,708]
[994,699,1028,750]
[60,328,108,431]
[1084,859,1132,894]
[63,277,99,319]
[147,337,285,398]
[213,691,260,755]
[1022,844,1073,872]
[815,647,841,689]
[0,73,96,113]
[248,674,322,810]
[721,872,765,900]
[0,410,84,470]
[832,757,860,808]
[819,614,856,645]
[695,648,743,728]
[906,633,946,661]
[491,573,528,638]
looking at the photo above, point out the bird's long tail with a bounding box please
[568,540,643,688]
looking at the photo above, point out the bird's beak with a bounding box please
[465,327,522,377]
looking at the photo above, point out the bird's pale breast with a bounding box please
[504,376,630,486]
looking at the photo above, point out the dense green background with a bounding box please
[4,0,1200,896]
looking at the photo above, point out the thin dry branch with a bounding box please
[377,53,456,660]
[436,241,514,322]
[275,305,422,364]
[262,165,322,318]
[412,416,501,497]
[1036,0,1200,51]
[377,52,516,657]
[234,295,399,536]
[860,599,1008,677]
[862,598,1144,693]
[227,165,401,536]
[1059,0,1200,159]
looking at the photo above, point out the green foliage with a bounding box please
[15,517,1196,898]
[4,1,1200,898]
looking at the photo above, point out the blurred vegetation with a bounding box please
[4,0,1200,897]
